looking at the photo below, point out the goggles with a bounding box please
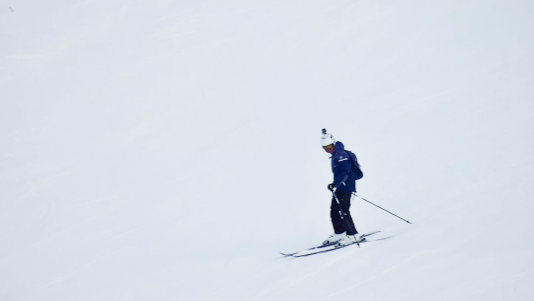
[323,144,334,151]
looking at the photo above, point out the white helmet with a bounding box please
[321,128,336,146]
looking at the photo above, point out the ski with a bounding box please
[280,231,381,257]
[290,239,363,257]
[290,235,393,257]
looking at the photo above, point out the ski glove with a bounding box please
[328,184,337,192]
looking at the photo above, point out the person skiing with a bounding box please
[321,129,361,246]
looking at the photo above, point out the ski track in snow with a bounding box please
[450,268,534,301]
[313,276,379,301]
[35,248,127,292]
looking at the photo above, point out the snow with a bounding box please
[1,0,534,300]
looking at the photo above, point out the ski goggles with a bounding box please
[323,144,334,151]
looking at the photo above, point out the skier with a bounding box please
[321,130,361,246]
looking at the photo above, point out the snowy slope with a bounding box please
[1,0,534,300]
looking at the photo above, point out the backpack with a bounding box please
[345,150,363,180]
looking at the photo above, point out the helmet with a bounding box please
[321,129,336,153]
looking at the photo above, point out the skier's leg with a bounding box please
[337,192,358,235]
[330,197,345,234]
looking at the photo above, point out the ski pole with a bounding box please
[332,191,360,248]
[353,193,412,224]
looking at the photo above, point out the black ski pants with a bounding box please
[331,191,358,235]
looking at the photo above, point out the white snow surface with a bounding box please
[2,0,534,300]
